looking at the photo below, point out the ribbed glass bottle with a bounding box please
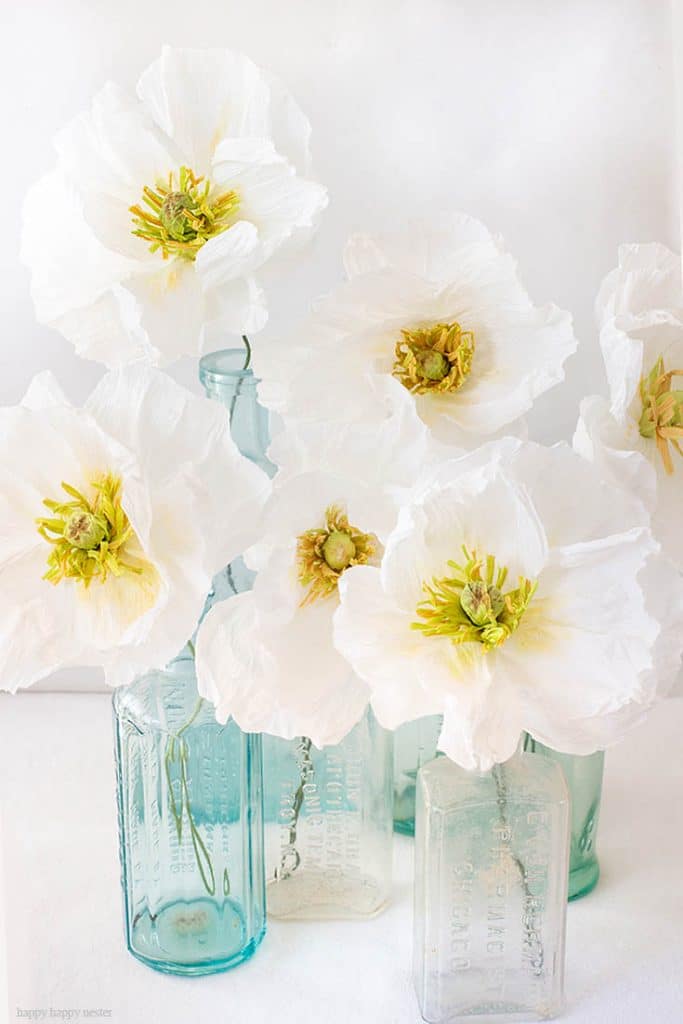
[523,736,604,900]
[393,715,443,835]
[113,653,266,975]
[263,708,394,920]
[413,751,569,1023]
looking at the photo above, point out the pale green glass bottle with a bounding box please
[393,715,443,835]
[523,736,604,900]
[114,653,266,975]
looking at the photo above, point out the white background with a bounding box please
[0,3,682,1023]
[0,0,678,446]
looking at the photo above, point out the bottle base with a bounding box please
[416,970,563,1023]
[266,871,390,921]
[568,859,600,901]
[126,898,265,976]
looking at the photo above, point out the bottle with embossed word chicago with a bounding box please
[196,464,398,920]
[334,440,683,1021]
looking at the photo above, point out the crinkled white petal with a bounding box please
[20,170,135,326]
[574,395,683,569]
[333,438,683,768]
[196,590,369,747]
[0,367,268,691]
[137,46,313,174]
[596,243,683,327]
[260,219,575,446]
[22,47,325,366]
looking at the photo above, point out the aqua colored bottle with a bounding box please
[113,346,273,975]
[114,653,266,975]
[393,715,443,835]
[523,736,604,900]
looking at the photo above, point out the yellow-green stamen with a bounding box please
[130,166,240,262]
[638,354,683,474]
[393,321,475,395]
[296,505,377,606]
[37,474,149,587]
[413,545,536,651]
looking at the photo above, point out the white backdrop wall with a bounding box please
[0,0,678,688]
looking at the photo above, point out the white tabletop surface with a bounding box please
[0,692,681,1024]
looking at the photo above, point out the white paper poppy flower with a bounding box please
[333,439,683,771]
[575,243,683,568]
[21,46,328,367]
[0,366,269,691]
[196,421,434,746]
[253,213,576,446]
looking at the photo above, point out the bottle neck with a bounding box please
[199,348,275,476]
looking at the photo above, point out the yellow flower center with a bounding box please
[130,166,240,262]
[36,474,150,587]
[296,505,377,606]
[393,321,475,395]
[638,354,683,474]
[412,545,536,651]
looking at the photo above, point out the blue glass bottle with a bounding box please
[113,345,272,975]
[199,347,274,477]
[523,736,604,900]
[199,346,275,599]
[113,652,266,975]
[393,715,443,835]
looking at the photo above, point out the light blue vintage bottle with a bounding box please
[113,653,266,975]
[113,345,273,975]
[523,736,604,900]
[393,715,443,835]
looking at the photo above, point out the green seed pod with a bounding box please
[322,531,357,571]
[64,510,106,551]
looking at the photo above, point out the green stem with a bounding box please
[164,697,219,897]
[491,763,545,976]
[228,334,251,429]
[242,334,252,370]
[274,736,314,881]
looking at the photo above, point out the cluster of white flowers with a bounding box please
[7,46,683,772]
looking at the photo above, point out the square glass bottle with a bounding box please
[262,707,394,919]
[413,751,569,1023]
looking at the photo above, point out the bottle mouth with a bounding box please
[199,348,256,386]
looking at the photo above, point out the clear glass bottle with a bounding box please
[113,653,266,975]
[413,751,569,1023]
[523,736,604,900]
[262,708,394,920]
[393,715,443,835]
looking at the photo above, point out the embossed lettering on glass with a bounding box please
[413,751,569,1023]
[263,709,394,920]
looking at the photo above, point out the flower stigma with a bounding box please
[296,505,377,606]
[638,354,683,474]
[37,474,150,587]
[130,166,240,262]
[393,321,475,394]
[413,545,536,651]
